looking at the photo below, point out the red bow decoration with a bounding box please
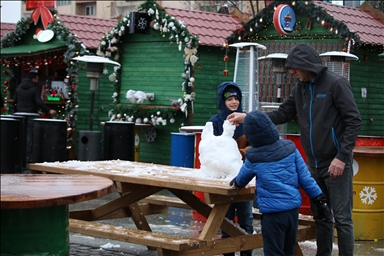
[236,26,245,35]
[26,0,56,30]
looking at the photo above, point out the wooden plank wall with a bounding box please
[351,49,384,136]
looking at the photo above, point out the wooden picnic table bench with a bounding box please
[29,160,316,255]
[0,174,114,256]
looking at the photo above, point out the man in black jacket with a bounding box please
[14,68,56,162]
[14,68,56,115]
[228,43,361,256]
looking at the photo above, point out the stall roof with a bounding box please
[1,23,16,39]
[164,7,243,47]
[1,15,117,50]
[315,1,384,46]
[57,14,118,49]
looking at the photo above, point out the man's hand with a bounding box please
[328,158,345,178]
[49,109,57,115]
[226,112,247,126]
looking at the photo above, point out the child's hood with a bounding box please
[244,110,279,147]
[217,82,242,112]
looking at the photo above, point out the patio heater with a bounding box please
[258,53,288,103]
[229,42,266,112]
[72,56,120,161]
[258,53,288,139]
[319,51,358,82]
[379,52,384,61]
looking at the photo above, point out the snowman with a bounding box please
[198,120,243,179]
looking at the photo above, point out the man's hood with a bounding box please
[244,110,279,147]
[285,43,326,77]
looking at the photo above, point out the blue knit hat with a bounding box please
[223,86,239,100]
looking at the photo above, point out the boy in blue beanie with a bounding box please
[230,110,331,256]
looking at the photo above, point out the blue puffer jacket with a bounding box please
[235,110,322,214]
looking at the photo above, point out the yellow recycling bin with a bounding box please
[352,146,384,241]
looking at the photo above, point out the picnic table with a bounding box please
[1,174,114,256]
[29,160,316,255]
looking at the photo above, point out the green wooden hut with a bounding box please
[84,0,244,165]
[226,0,384,141]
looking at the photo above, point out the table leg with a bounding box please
[169,189,248,239]
[199,203,230,240]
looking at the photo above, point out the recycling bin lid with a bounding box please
[33,118,66,122]
[179,126,205,132]
[171,132,195,136]
[14,112,40,117]
[105,121,135,124]
[1,117,18,121]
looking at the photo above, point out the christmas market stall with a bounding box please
[225,0,384,240]
[89,0,243,165]
[226,0,384,138]
[1,1,117,159]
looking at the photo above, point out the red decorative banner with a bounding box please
[26,0,56,30]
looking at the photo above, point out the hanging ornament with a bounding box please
[3,70,9,75]
[223,42,229,76]
[4,81,8,86]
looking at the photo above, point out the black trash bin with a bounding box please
[78,130,102,161]
[1,114,25,172]
[103,121,135,161]
[14,112,39,167]
[1,118,19,173]
[31,119,67,163]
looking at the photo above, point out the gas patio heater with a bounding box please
[229,42,266,112]
[258,53,288,138]
[258,53,288,103]
[72,56,120,161]
[319,51,358,82]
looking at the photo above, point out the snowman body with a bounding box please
[198,120,243,179]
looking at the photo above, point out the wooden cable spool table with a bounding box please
[0,174,114,256]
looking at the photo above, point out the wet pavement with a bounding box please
[68,189,384,256]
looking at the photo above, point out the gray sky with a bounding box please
[1,1,21,23]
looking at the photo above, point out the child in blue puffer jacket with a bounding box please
[230,110,332,256]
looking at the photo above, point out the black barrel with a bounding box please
[103,121,135,161]
[14,112,39,166]
[78,130,102,161]
[31,119,67,163]
[1,118,19,173]
[1,115,25,172]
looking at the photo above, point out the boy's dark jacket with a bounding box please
[267,43,361,168]
[236,110,322,214]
